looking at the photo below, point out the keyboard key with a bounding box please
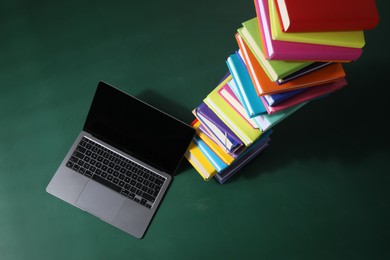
[76,146,86,153]
[85,171,93,178]
[141,192,156,203]
[92,175,121,193]
[66,161,74,168]
[73,151,84,160]
[69,156,78,163]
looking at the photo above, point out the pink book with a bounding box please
[261,77,347,114]
[218,83,259,129]
[254,0,363,61]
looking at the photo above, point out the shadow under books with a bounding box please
[227,62,390,183]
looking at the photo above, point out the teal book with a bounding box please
[193,136,228,173]
[257,102,307,131]
[226,53,267,117]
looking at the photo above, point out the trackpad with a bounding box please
[76,181,125,222]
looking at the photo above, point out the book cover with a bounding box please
[263,88,306,107]
[204,75,262,146]
[261,78,347,114]
[219,83,259,129]
[237,32,346,95]
[238,18,312,81]
[198,122,245,159]
[226,78,265,130]
[226,53,267,117]
[215,130,273,184]
[277,62,333,84]
[254,0,363,61]
[276,0,379,32]
[269,0,366,48]
[193,136,228,173]
[194,102,243,153]
[192,119,235,165]
[257,102,307,131]
[185,141,217,181]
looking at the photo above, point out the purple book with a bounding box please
[195,102,243,153]
[215,136,271,184]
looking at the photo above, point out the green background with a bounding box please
[1,0,389,259]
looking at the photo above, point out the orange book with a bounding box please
[236,33,346,96]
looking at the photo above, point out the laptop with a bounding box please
[46,81,196,238]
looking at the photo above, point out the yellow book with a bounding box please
[203,75,262,146]
[185,141,216,181]
[269,0,365,48]
[193,120,235,165]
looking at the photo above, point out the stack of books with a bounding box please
[185,0,379,184]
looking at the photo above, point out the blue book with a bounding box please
[263,88,307,107]
[193,136,228,173]
[226,53,267,117]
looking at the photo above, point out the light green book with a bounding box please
[204,75,262,146]
[268,0,365,48]
[239,18,311,81]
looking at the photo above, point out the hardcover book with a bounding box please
[226,53,267,117]
[277,62,332,84]
[269,0,366,48]
[215,130,273,184]
[237,32,346,95]
[193,136,228,173]
[204,75,262,146]
[193,102,243,153]
[185,140,217,181]
[261,78,347,114]
[192,119,235,165]
[256,102,307,131]
[254,0,363,61]
[219,83,259,129]
[263,88,306,107]
[238,18,311,81]
[275,0,379,32]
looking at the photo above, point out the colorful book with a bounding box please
[269,0,366,48]
[185,140,217,181]
[254,0,363,61]
[226,53,267,117]
[219,83,259,129]
[238,18,311,81]
[193,102,243,153]
[277,62,332,84]
[192,119,235,165]
[215,130,273,184]
[204,75,262,146]
[198,122,245,159]
[194,136,228,173]
[237,32,346,95]
[275,0,379,32]
[227,78,265,130]
[261,78,347,114]
[256,102,307,131]
[263,88,306,107]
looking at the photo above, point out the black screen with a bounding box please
[84,82,195,175]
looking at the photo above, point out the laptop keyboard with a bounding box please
[65,137,166,209]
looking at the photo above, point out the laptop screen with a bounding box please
[83,82,196,175]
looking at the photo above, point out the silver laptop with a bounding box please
[46,81,195,238]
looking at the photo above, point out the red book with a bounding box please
[276,0,379,32]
